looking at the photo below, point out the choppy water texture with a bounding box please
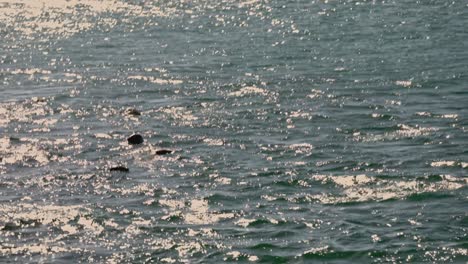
[1,0,467,263]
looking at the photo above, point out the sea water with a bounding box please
[0,0,467,263]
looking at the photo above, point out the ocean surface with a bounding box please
[1,0,467,263]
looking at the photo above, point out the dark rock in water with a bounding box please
[124,108,141,116]
[9,136,20,142]
[155,149,173,155]
[110,166,129,172]
[127,134,144,145]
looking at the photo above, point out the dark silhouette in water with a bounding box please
[156,149,173,155]
[124,108,141,116]
[109,166,129,172]
[127,134,144,145]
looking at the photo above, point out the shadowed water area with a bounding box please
[0,0,467,263]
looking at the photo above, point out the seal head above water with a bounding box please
[127,134,144,145]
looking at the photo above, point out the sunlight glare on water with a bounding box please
[0,0,467,263]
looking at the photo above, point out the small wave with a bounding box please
[0,0,173,38]
[0,203,97,255]
[439,114,458,119]
[128,75,183,85]
[228,86,268,97]
[224,251,259,262]
[159,198,235,225]
[431,161,456,167]
[308,174,467,204]
[355,124,437,142]
[395,80,412,87]
[0,137,50,166]
[288,143,313,154]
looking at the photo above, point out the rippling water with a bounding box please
[1,0,467,263]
